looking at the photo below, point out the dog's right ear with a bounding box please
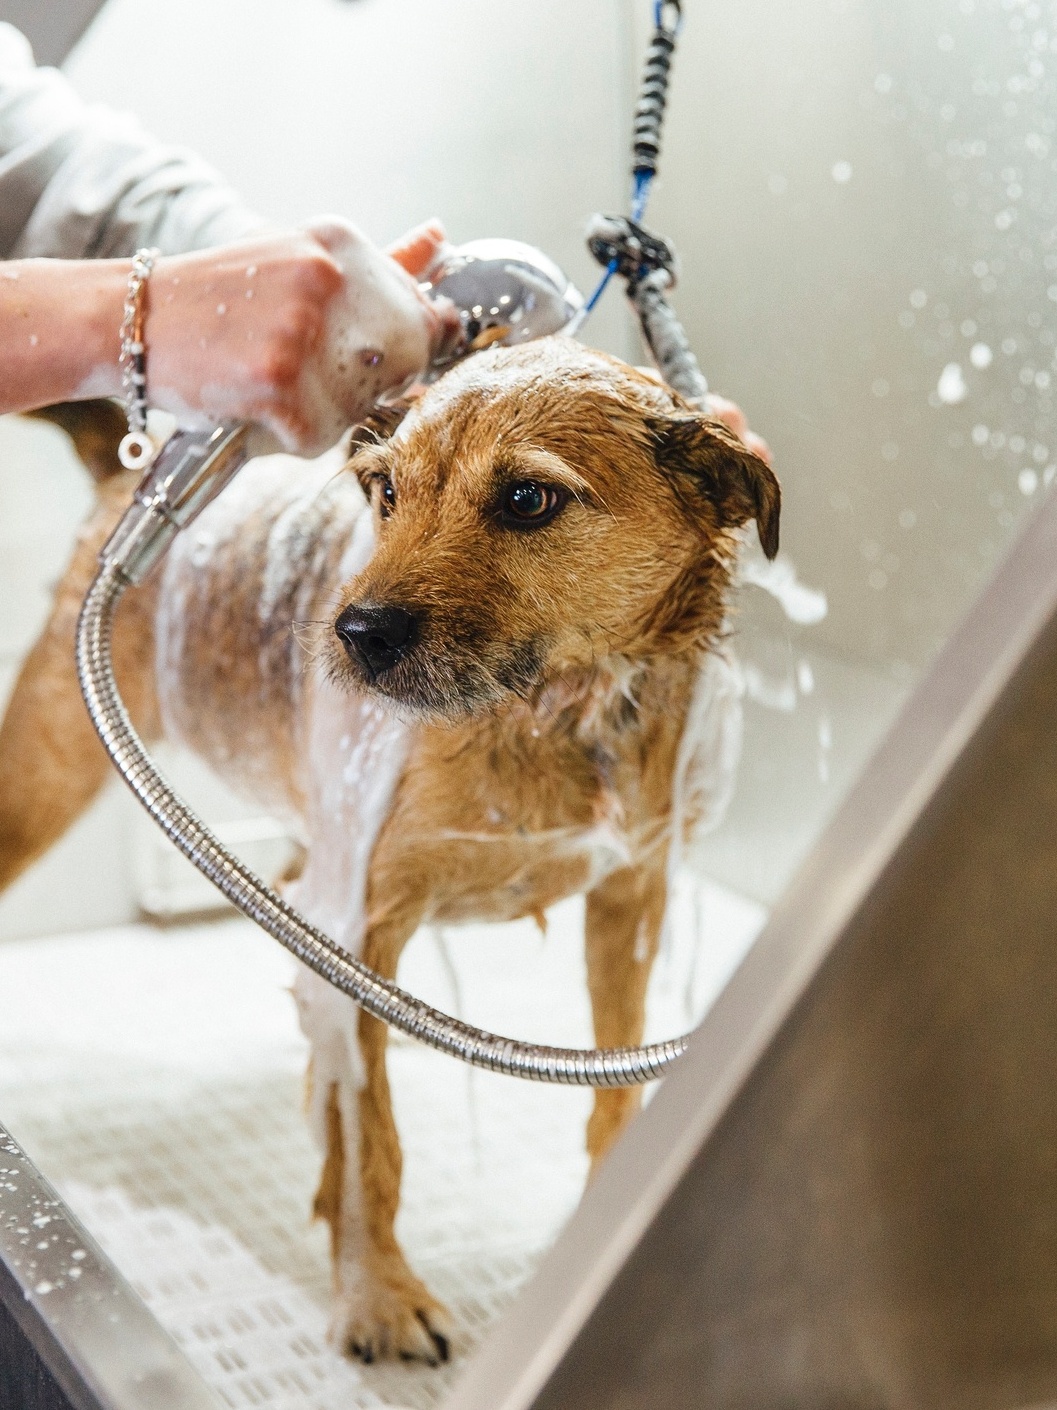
[649,412,781,560]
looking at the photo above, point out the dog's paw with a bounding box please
[331,1268,453,1365]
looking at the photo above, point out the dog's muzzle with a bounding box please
[335,602,419,679]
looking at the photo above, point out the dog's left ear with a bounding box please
[650,413,781,560]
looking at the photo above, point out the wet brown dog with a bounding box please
[0,337,778,1363]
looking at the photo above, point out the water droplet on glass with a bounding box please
[937,363,968,403]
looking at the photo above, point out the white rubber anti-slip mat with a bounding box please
[0,877,763,1409]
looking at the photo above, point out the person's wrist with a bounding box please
[81,259,129,399]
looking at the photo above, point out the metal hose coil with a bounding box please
[76,560,691,1086]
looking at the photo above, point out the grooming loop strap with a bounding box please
[586,215,677,289]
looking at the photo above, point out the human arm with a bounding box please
[0,25,458,452]
[0,220,458,453]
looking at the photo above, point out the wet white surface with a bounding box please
[0,877,763,1408]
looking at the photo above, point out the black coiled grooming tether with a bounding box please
[632,0,681,185]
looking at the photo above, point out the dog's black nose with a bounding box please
[335,603,419,678]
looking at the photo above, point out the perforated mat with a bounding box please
[0,878,763,1408]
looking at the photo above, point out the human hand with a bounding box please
[386,218,449,279]
[146,220,459,455]
[290,216,459,454]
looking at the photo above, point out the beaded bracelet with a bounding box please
[117,246,160,471]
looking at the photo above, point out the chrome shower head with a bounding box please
[422,238,583,376]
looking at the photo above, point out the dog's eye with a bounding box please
[374,476,396,519]
[501,480,565,528]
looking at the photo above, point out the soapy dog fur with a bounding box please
[0,338,779,1364]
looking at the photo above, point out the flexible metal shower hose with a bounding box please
[76,559,691,1086]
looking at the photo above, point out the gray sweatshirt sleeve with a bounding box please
[0,23,266,260]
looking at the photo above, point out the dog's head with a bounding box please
[328,338,779,719]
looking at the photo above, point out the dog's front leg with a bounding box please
[584,862,668,1172]
[298,903,452,1365]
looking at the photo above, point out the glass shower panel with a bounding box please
[644,0,1057,905]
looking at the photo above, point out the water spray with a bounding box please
[77,1,704,1087]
